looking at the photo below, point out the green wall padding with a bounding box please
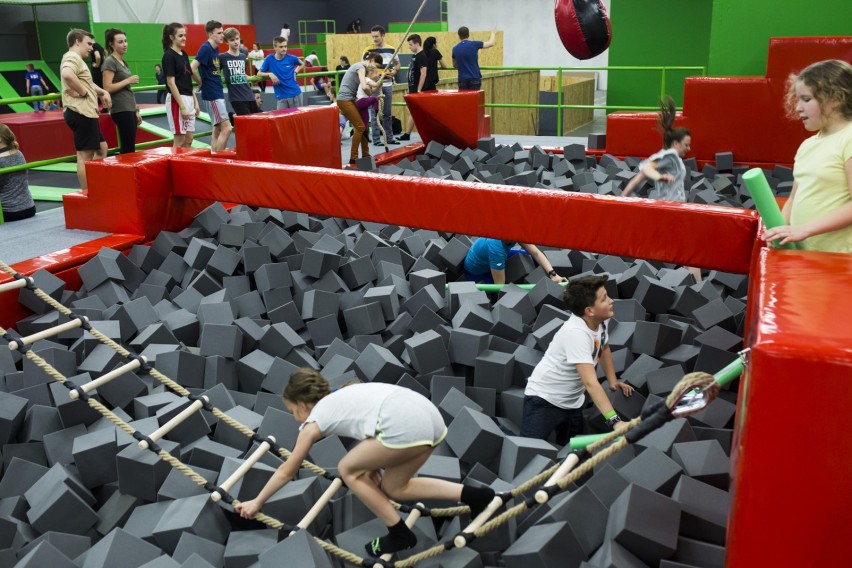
[707,0,852,76]
[607,0,712,113]
[388,22,445,34]
[301,42,328,67]
[92,23,167,88]
[36,21,90,77]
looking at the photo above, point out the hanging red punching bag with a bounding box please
[555,0,612,60]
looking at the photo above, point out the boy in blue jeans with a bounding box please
[25,64,50,111]
[520,275,634,445]
[257,36,303,109]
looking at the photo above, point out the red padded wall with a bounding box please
[234,106,341,168]
[168,155,758,274]
[729,248,852,567]
[605,36,852,165]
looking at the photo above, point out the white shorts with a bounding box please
[375,389,447,449]
[206,98,228,125]
[166,93,196,135]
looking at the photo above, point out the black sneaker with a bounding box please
[398,133,411,141]
[387,139,400,145]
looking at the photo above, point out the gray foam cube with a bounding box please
[16,541,78,568]
[604,483,681,565]
[257,528,333,568]
[498,436,558,482]
[152,494,230,554]
[671,475,729,546]
[72,427,119,489]
[116,439,181,502]
[95,491,140,536]
[503,521,587,568]
[75,527,164,568]
[199,324,243,360]
[404,330,450,374]
[223,528,278,568]
[354,344,408,383]
[474,350,515,392]
[669,536,725,568]
[446,407,505,467]
[619,447,683,496]
[670,440,730,490]
[342,302,386,336]
[172,532,225,566]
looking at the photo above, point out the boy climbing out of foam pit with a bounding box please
[463,237,566,284]
[235,368,495,558]
[520,275,634,445]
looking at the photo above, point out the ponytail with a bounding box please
[658,96,690,149]
[0,124,19,151]
[104,28,124,54]
[162,22,184,52]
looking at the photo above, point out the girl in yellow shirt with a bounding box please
[763,59,852,253]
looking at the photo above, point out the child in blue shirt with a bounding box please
[24,64,49,111]
[257,36,303,109]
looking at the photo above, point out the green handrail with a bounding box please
[0,131,213,175]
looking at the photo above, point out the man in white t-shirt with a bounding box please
[521,275,634,445]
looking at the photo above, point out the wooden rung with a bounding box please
[374,504,423,568]
[138,396,209,449]
[534,452,581,504]
[211,436,276,502]
[453,494,504,548]
[0,277,31,294]
[292,477,344,534]
[7,317,87,350]
[69,355,146,400]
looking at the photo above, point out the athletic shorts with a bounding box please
[166,93,196,135]
[206,98,229,125]
[375,389,447,449]
[231,100,260,116]
[63,108,105,151]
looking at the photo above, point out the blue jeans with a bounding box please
[458,78,481,91]
[370,84,394,143]
[30,85,44,111]
[520,395,584,446]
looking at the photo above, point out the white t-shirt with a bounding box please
[280,28,291,41]
[304,54,320,67]
[524,315,609,409]
[302,382,399,440]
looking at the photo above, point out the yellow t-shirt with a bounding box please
[60,51,99,118]
[790,121,852,253]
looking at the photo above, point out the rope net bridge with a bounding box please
[0,259,743,568]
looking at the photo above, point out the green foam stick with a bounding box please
[567,358,746,450]
[742,168,798,250]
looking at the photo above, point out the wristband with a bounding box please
[648,170,662,182]
[605,414,622,428]
[547,269,558,277]
[603,410,616,420]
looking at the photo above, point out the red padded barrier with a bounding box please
[605,36,852,165]
[0,234,143,328]
[168,155,758,274]
[63,147,214,240]
[729,248,852,567]
[234,106,341,168]
[0,112,164,163]
[404,90,490,149]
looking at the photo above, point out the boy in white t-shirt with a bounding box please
[521,275,634,445]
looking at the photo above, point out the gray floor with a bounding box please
[0,207,108,266]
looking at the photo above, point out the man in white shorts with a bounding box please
[191,20,232,152]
